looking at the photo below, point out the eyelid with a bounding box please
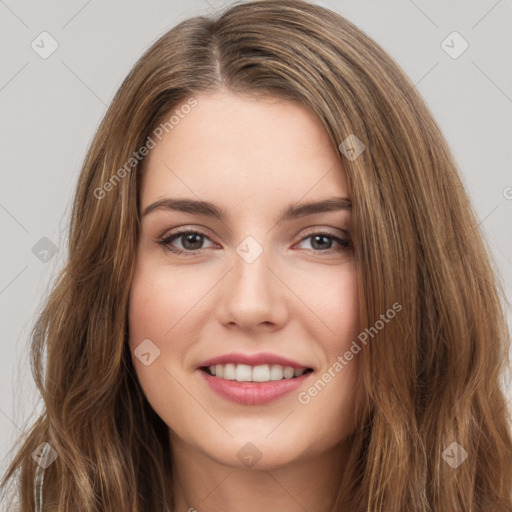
[299,225,350,238]
[158,225,350,241]
[158,224,350,240]
[157,225,352,256]
[158,227,216,251]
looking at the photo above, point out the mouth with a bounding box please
[196,352,315,404]
[200,363,314,383]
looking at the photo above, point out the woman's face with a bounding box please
[129,89,362,470]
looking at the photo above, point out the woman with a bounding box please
[2,0,511,510]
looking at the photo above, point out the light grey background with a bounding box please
[1,0,511,480]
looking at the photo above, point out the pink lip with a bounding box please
[199,370,312,405]
[197,352,311,370]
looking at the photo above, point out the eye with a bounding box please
[295,232,352,254]
[157,228,352,256]
[158,229,214,255]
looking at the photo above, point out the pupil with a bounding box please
[312,235,331,250]
[180,234,334,251]
[184,233,203,250]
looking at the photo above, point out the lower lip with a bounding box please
[199,369,312,405]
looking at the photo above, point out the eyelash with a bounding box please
[157,228,352,256]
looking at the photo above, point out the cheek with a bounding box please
[293,263,360,351]
[329,271,360,348]
[128,268,167,342]
[127,263,194,420]
[127,262,184,390]
[295,267,362,421]
[128,261,199,343]
[326,270,361,385]
[127,260,216,380]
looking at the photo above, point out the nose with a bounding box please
[215,244,289,331]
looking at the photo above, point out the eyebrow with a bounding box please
[142,196,352,223]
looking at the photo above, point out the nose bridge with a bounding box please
[232,236,274,301]
[217,235,287,327]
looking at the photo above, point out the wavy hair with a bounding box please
[2,0,511,510]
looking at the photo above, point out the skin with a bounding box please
[128,89,362,512]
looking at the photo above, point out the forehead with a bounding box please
[140,89,349,207]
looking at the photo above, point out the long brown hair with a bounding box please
[2,0,511,510]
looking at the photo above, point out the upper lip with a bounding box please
[197,352,312,370]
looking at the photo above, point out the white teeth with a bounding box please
[223,363,236,380]
[283,367,295,379]
[270,365,284,380]
[235,364,252,382]
[206,363,309,382]
[252,365,270,382]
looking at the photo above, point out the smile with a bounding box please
[201,363,313,382]
[197,352,314,405]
